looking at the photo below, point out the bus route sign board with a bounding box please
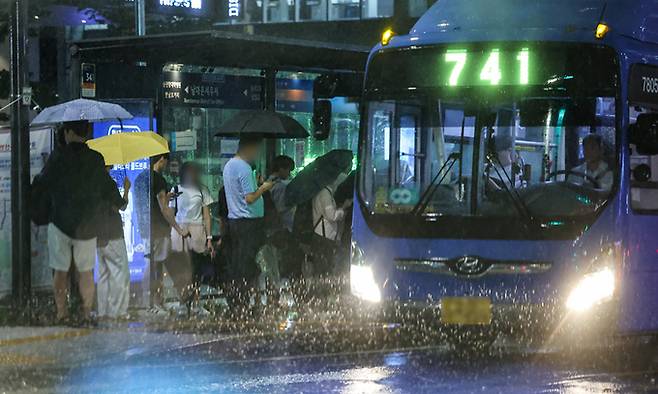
[162,72,263,109]
[629,64,658,108]
[81,63,96,98]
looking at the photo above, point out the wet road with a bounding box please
[65,344,658,393]
[2,281,657,393]
[2,320,658,393]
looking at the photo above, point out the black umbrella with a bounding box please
[284,149,353,207]
[334,170,356,206]
[214,110,309,138]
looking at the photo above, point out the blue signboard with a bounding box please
[93,116,156,282]
[162,72,263,108]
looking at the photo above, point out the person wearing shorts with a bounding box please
[170,162,215,284]
[134,153,189,315]
[39,121,120,324]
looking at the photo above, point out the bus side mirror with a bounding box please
[630,113,658,155]
[313,100,332,141]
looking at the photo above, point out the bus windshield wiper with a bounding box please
[412,151,461,215]
[485,151,536,227]
[412,115,466,216]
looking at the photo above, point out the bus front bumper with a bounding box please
[357,298,620,344]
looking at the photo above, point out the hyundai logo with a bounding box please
[454,256,485,275]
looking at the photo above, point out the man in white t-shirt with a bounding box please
[489,134,522,190]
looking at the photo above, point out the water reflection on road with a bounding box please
[51,340,655,393]
[34,325,654,394]
[1,280,657,393]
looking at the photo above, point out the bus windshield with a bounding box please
[360,44,618,224]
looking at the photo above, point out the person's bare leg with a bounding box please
[77,271,95,318]
[53,270,69,320]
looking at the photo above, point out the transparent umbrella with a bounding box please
[30,98,133,126]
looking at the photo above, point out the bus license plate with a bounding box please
[440,297,492,325]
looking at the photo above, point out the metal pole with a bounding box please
[135,0,146,36]
[263,69,277,169]
[10,0,32,318]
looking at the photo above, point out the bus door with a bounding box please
[621,64,658,333]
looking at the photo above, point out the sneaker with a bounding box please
[147,304,170,317]
[174,304,189,318]
[77,316,98,328]
[116,314,132,321]
[190,306,211,317]
[214,297,229,308]
[198,285,222,299]
[163,301,181,311]
[54,315,73,326]
[279,292,295,308]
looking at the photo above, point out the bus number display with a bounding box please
[443,49,530,86]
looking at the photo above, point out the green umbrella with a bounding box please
[284,149,353,207]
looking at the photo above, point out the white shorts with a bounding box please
[48,223,97,272]
[171,224,207,254]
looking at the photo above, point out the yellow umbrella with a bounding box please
[86,131,169,165]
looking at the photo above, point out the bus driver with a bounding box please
[568,134,613,191]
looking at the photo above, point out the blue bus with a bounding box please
[348,0,658,344]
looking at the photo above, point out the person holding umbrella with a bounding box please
[222,136,274,301]
[311,167,352,276]
[215,110,308,305]
[284,150,354,277]
[31,99,134,326]
[86,129,182,317]
[37,121,125,325]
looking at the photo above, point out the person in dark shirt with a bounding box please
[39,120,120,324]
[134,153,189,314]
[96,167,131,320]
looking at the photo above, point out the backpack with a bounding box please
[292,200,314,244]
[217,186,228,219]
[29,174,51,226]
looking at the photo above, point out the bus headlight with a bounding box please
[351,265,381,303]
[566,267,615,312]
[350,242,381,303]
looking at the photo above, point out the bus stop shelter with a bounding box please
[70,29,370,71]
[66,30,369,307]
[69,30,369,102]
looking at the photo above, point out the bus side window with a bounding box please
[630,106,658,213]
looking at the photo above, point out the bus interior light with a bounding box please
[381,29,394,46]
[595,23,609,39]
